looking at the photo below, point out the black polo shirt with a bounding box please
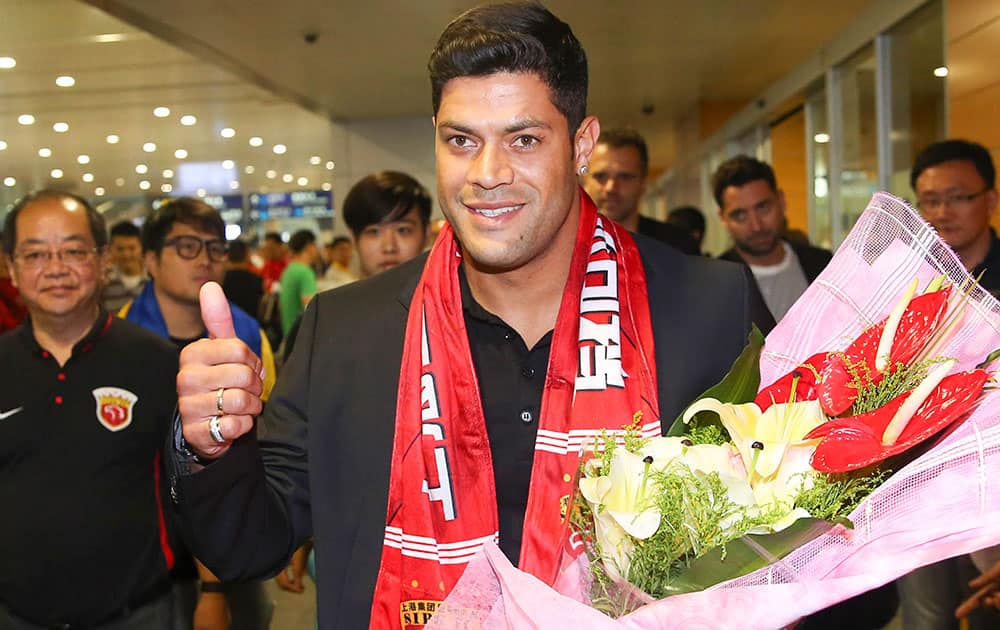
[973,228,1000,297]
[459,270,551,566]
[0,311,179,626]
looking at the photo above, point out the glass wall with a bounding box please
[805,87,833,249]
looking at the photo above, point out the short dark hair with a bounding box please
[329,236,352,248]
[264,232,283,245]
[110,220,141,240]
[343,171,432,236]
[711,155,778,207]
[141,197,225,254]
[910,139,996,190]
[597,128,649,176]
[667,205,705,234]
[288,229,316,254]
[227,239,249,263]
[428,1,588,138]
[2,190,107,255]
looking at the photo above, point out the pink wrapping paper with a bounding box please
[428,193,1000,628]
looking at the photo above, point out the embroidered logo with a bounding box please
[92,387,138,432]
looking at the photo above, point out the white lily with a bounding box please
[683,398,825,501]
[579,447,662,540]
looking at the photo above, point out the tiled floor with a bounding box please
[265,577,317,629]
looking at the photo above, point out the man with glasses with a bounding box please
[714,155,832,320]
[900,139,1000,630]
[119,196,275,630]
[0,190,179,628]
[913,139,999,295]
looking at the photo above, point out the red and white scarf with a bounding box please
[370,190,660,628]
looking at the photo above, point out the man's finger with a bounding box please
[970,560,1000,589]
[200,282,237,339]
[957,584,993,618]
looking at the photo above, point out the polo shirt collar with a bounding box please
[19,309,113,358]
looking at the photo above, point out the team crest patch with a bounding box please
[92,387,138,432]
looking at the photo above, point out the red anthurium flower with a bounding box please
[808,368,989,472]
[817,287,952,416]
[754,352,828,412]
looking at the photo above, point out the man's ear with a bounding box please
[573,115,601,173]
[143,250,159,280]
[986,189,998,218]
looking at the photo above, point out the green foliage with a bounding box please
[687,423,728,446]
[667,326,764,437]
[849,357,946,416]
[795,470,887,523]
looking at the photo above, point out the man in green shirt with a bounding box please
[278,230,319,336]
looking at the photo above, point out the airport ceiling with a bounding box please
[1,0,874,200]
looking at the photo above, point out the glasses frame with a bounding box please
[162,235,229,262]
[13,246,101,269]
[916,188,990,212]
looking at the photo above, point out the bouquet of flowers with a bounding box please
[428,193,1000,628]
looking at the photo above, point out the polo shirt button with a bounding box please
[520,409,533,424]
[54,395,63,405]
[57,373,66,381]
[42,351,50,359]
[503,333,513,342]
[521,366,535,379]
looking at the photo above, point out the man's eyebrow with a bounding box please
[504,118,550,134]
[437,121,476,135]
[19,234,89,246]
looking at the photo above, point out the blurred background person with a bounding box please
[222,239,264,321]
[258,231,287,293]
[713,155,831,321]
[319,235,356,291]
[0,233,27,333]
[278,229,320,338]
[582,128,698,254]
[667,205,706,254]
[101,220,147,312]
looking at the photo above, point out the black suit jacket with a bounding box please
[168,236,772,628]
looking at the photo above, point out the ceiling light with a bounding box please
[174,149,188,159]
[309,156,321,165]
[106,134,120,144]
[161,183,173,193]
[266,170,276,179]
[135,164,148,174]
[249,136,263,147]
[244,165,255,174]
[0,140,6,151]
[50,169,64,179]
[3,176,15,187]
[115,177,125,186]
[82,173,94,183]
[38,147,52,158]
[814,133,831,144]
[55,75,75,87]
[273,144,287,155]
[153,107,170,118]
[220,127,236,138]
[142,142,157,153]
[326,161,335,170]
[77,154,90,164]
[95,186,106,196]
[0,57,15,69]
[933,66,949,78]
[321,182,331,191]
[162,169,174,178]
[196,188,206,198]
[222,159,235,170]
[282,173,293,183]
[229,180,239,190]
[297,177,308,186]
[180,115,197,126]
[18,114,35,125]
[53,122,69,133]
[139,180,151,190]
[94,33,126,43]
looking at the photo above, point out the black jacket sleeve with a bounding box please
[167,301,317,581]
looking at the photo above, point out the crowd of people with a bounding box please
[2,2,1000,629]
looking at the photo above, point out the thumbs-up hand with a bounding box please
[177,282,265,459]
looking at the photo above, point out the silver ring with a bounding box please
[208,415,226,444]
[216,387,226,415]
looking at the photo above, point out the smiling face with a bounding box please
[145,223,226,309]
[434,72,598,275]
[9,197,103,322]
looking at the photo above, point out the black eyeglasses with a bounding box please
[162,235,228,262]
[916,189,990,212]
